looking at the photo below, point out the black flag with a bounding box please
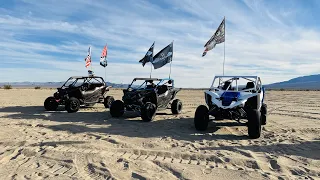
[139,42,154,67]
[151,42,173,69]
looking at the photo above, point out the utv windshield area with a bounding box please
[128,78,161,90]
[127,78,174,90]
[61,76,105,89]
[209,76,262,92]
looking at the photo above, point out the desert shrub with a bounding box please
[4,85,12,89]
[35,86,41,89]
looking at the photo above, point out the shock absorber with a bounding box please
[238,108,247,118]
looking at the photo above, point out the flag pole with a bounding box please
[150,63,152,78]
[105,43,107,81]
[104,66,106,82]
[169,60,172,79]
[169,40,174,79]
[90,45,93,74]
[223,16,225,76]
[223,42,225,76]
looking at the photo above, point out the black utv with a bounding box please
[110,78,183,121]
[44,76,114,113]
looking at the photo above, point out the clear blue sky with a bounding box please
[1,0,319,87]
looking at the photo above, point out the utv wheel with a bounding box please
[141,102,157,122]
[194,105,209,131]
[44,96,58,111]
[247,109,261,139]
[104,96,115,108]
[171,99,183,114]
[110,100,124,117]
[65,97,80,113]
[261,103,267,125]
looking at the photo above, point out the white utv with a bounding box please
[194,76,267,139]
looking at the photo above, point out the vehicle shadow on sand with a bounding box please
[0,106,249,141]
[1,106,319,160]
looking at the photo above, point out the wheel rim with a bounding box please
[109,99,114,106]
[70,101,78,110]
[147,104,155,118]
[198,107,208,121]
[47,99,57,109]
[178,102,182,111]
[49,99,55,105]
[111,102,124,114]
[118,104,124,113]
[199,112,206,121]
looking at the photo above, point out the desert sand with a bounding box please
[0,89,319,180]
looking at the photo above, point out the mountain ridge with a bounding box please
[0,81,130,88]
[265,74,320,90]
[1,74,319,90]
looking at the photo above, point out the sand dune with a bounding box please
[0,89,319,180]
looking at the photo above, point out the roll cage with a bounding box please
[209,76,262,92]
[61,76,105,88]
[128,78,175,90]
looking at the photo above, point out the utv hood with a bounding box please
[220,91,241,106]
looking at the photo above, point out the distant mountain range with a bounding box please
[265,74,320,90]
[0,81,130,88]
[1,74,319,90]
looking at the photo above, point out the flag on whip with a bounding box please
[100,44,108,67]
[85,46,92,68]
[139,41,154,67]
[151,42,173,69]
[202,17,225,57]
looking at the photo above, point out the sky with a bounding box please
[1,0,320,88]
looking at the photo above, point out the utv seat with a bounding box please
[222,81,234,90]
[86,84,96,91]
[146,85,156,89]
[157,85,168,95]
[89,83,104,90]
[243,82,256,92]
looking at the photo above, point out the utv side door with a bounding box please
[156,85,173,109]
[156,80,176,109]
[82,87,104,103]
[82,78,105,103]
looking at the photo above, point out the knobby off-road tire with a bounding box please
[261,103,267,125]
[104,96,115,108]
[110,100,125,117]
[44,96,58,111]
[65,97,80,113]
[171,99,183,114]
[194,105,209,131]
[141,102,157,122]
[247,109,262,139]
